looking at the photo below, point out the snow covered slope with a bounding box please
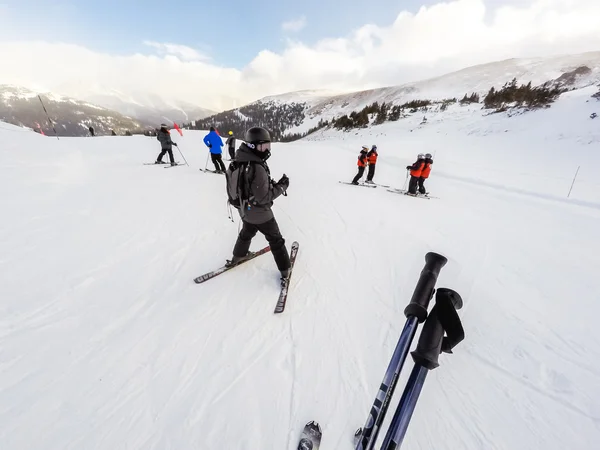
[1,84,599,450]
[206,51,600,137]
[0,85,147,137]
[306,50,600,122]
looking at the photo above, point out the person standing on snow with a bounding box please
[406,153,426,194]
[203,127,226,173]
[225,126,291,281]
[365,145,378,184]
[226,130,236,161]
[351,146,369,185]
[419,153,433,195]
[156,123,178,165]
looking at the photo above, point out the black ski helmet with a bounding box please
[245,126,271,144]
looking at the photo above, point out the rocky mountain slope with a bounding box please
[0,85,147,137]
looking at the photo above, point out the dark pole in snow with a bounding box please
[567,166,580,198]
[379,288,465,450]
[355,252,448,450]
[37,95,59,140]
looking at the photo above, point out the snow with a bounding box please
[1,83,600,450]
[277,51,600,128]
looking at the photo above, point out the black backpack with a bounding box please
[225,160,268,212]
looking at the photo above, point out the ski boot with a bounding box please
[225,252,254,268]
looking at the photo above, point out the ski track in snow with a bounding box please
[1,87,600,449]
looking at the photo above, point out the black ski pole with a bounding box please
[37,95,59,140]
[176,144,189,166]
[355,252,448,450]
[379,288,465,450]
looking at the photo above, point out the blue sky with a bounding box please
[5,0,443,67]
[1,0,598,110]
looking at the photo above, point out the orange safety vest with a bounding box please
[357,153,368,167]
[421,162,432,178]
[367,151,378,165]
[410,161,425,177]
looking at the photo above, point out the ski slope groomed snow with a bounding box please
[1,88,600,450]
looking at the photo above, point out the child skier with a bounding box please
[156,124,178,165]
[203,127,226,173]
[419,153,433,195]
[225,127,291,282]
[406,153,425,194]
[365,145,378,184]
[226,131,236,160]
[352,146,369,185]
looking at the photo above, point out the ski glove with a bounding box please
[277,174,289,189]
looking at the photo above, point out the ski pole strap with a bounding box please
[411,288,464,370]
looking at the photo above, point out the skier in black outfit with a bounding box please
[406,153,425,194]
[226,127,291,281]
[352,146,369,185]
[88,126,95,137]
[226,131,236,160]
[155,124,178,165]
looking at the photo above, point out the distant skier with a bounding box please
[155,123,178,165]
[365,145,378,184]
[225,126,291,281]
[88,126,95,137]
[419,153,433,194]
[226,130,236,160]
[406,153,425,195]
[203,127,226,173]
[352,146,369,185]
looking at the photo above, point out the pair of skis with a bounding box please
[339,181,392,188]
[387,188,436,199]
[193,241,299,314]
[199,168,225,175]
[143,161,181,167]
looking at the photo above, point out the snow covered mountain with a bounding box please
[193,51,600,139]
[1,81,599,449]
[80,89,216,125]
[0,85,148,136]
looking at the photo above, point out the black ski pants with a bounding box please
[408,175,420,194]
[366,164,376,181]
[352,166,365,184]
[418,177,427,194]
[157,148,174,164]
[228,146,236,160]
[211,153,226,172]
[233,218,291,271]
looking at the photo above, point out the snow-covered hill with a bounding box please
[0,85,147,136]
[306,50,600,121]
[196,51,600,138]
[0,84,599,449]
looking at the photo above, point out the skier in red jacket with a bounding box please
[419,153,433,195]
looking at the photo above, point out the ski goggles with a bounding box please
[254,141,271,152]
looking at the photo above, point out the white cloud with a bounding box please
[143,41,210,62]
[1,0,599,111]
[281,16,307,32]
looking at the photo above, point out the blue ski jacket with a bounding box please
[203,131,224,154]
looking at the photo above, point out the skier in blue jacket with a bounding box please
[203,127,226,173]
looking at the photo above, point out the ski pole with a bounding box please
[379,288,465,450]
[205,151,210,170]
[402,170,409,191]
[176,144,189,166]
[37,95,59,140]
[355,252,448,450]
